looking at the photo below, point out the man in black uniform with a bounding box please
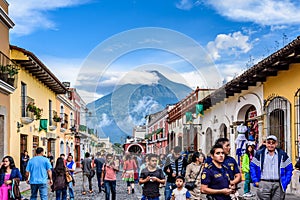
[201,144,234,200]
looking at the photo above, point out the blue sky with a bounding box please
[8,0,300,103]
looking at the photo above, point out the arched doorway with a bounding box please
[205,128,213,155]
[219,123,228,138]
[265,96,290,153]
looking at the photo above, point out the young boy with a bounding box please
[171,176,191,200]
[139,154,165,200]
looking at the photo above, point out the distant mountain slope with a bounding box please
[87,71,192,143]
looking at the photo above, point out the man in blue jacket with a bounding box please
[250,135,293,199]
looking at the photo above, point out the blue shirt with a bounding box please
[201,163,231,200]
[261,149,279,180]
[205,155,240,180]
[26,156,52,184]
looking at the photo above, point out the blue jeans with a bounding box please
[164,182,175,200]
[68,181,74,199]
[55,188,67,200]
[141,195,160,200]
[96,171,102,191]
[104,180,116,200]
[30,184,48,200]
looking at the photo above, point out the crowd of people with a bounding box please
[0,134,300,200]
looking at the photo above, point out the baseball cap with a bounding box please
[266,135,277,141]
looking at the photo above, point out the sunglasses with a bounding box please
[267,141,276,144]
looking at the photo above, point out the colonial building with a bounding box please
[10,45,67,166]
[198,36,300,164]
[145,107,170,154]
[0,0,15,159]
[168,88,214,153]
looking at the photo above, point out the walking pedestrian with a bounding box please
[66,155,75,200]
[122,154,137,194]
[81,152,93,195]
[0,156,22,200]
[47,152,54,168]
[52,157,68,200]
[139,154,165,200]
[201,144,233,200]
[20,150,30,181]
[171,176,191,200]
[185,152,205,200]
[26,147,53,200]
[101,153,119,200]
[163,146,188,200]
[242,144,255,197]
[250,135,293,200]
[94,152,105,193]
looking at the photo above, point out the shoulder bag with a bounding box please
[66,169,73,183]
[185,165,202,190]
[9,178,21,200]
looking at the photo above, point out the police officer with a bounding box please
[201,144,233,200]
[205,138,241,187]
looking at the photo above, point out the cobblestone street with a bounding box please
[21,171,147,200]
[21,169,300,200]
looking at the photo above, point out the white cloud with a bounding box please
[8,0,92,35]
[206,31,252,60]
[203,0,300,26]
[176,0,194,10]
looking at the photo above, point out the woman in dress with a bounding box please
[122,154,137,194]
[0,156,22,200]
[185,152,205,200]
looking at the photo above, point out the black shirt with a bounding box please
[140,167,165,198]
[201,162,231,200]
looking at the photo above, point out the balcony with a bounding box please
[49,110,58,131]
[0,51,19,88]
[21,96,34,124]
[60,113,68,133]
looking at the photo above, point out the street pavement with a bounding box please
[20,168,300,200]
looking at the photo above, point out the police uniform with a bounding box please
[201,162,231,200]
[205,155,240,181]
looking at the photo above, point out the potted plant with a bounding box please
[7,65,19,86]
[26,102,43,120]
[0,64,8,82]
[53,115,62,122]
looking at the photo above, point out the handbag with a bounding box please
[65,170,73,183]
[9,178,21,200]
[185,165,202,190]
[90,169,96,178]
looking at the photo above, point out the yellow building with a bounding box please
[0,0,15,159]
[56,93,76,159]
[10,45,67,167]
[262,36,300,163]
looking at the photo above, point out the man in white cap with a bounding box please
[250,135,293,199]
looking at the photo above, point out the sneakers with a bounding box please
[243,192,254,197]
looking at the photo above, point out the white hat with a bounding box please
[266,135,277,141]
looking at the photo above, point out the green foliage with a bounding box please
[26,102,43,120]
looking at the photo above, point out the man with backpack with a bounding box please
[94,152,105,193]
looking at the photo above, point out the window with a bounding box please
[49,100,52,126]
[295,90,300,158]
[21,83,26,117]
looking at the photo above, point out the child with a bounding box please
[242,145,255,197]
[171,176,191,200]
